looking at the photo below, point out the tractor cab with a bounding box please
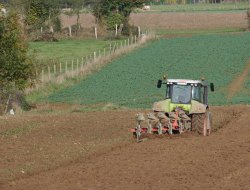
[155,78,214,113]
[162,79,214,105]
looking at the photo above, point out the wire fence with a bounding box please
[37,31,153,85]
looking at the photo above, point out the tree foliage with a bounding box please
[24,0,60,29]
[0,12,35,90]
[93,0,147,34]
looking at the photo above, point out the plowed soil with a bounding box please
[0,104,250,190]
[61,12,248,30]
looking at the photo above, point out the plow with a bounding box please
[131,77,214,142]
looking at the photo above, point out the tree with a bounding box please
[0,12,35,90]
[24,0,60,30]
[92,0,147,35]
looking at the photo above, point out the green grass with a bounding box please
[29,38,122,68]
[155,27,246,36]
[35,32,250,108]
[146,3,249,13]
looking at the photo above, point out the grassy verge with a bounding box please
[29,38,124,68]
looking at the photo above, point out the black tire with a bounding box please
[192,111,212,136]
[191,113,206,136]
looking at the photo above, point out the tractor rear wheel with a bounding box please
[192,111,211,136]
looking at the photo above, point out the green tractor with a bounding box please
[131,77,215,142]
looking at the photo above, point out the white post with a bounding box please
[42,69,44,82]
[41,27,43,33]
[54,64,56,75]
[138,26,141,37]
[94,52,96,61]
[95,27,97,39]
[69,26,72,37]
[115,24,118,36]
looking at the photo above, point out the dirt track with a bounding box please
[0,105,250,190]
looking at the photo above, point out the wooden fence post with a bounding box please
[94,52,96,61]
[95,27,97,39]
[41,69,44,82]
[138,26,141,37]
[54,64,56,75]
[69,26,72,37]
[115,24,118,36]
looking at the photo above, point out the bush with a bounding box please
[105,13,124,31]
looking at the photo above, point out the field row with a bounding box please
[47,32,250,108]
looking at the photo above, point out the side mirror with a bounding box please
[210,83,215,92]
[157,80,162,88]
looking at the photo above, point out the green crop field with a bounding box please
[46,32,250,108]
[147,3,249,13]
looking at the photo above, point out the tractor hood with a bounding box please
[153,99,207,114]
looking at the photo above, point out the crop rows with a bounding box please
[47,32,250,108]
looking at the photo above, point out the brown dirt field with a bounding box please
[130,12,248,30]
[0,104,250,190]
[61,12,248,30]
[228,61,250,99]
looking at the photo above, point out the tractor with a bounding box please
[131,77,215,142]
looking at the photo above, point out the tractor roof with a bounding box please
[167,79,207,86]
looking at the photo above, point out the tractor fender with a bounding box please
[152,99,170,113]
[189,100,207,114]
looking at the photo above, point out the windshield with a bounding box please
[171,84,191,104]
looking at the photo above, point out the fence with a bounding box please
[37,31,154,85]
